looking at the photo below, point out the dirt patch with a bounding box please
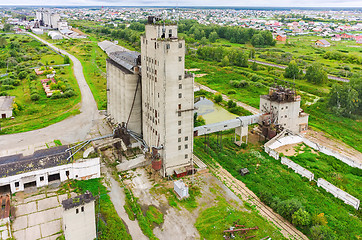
[195,74,207,78]
[305,129,362,163]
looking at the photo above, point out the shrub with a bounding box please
[228,90,236,94]
[30,93,40,101]
[214,94,222,103]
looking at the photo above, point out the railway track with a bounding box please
[201,157,309,240]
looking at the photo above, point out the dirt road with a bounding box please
[0,33,99,156]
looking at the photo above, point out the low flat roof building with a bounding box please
[0,96,15,119]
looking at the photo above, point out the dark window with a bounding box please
[155,70,157,75]
[178,104,181,110]
[178,129,181,134]
[179,43,182,48]
[178,93,182,98]
[178,112,181,117]
[66,171,70,176]
[178,145,181,150]
[185,136,188,141]
[185,154,188,159]
[185,144,188,149]
[179,84,182,89]
[178,75,182,80]
[178,120,181,126]
[178,137,181,142]
[40,176,44,181]
[285,115,287,118]
[76,208,79,214]
[166,44,170,49]
[15,182,19,187]
[81,206,84,212]
[178,56,182,62]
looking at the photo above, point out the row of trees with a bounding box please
[284,61,328,84]
[197,46,249,67]
[178,19,276,47]
[328,75,361,117]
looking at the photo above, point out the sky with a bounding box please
[2,0,362,7]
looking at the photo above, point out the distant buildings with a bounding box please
[36,9,60,29]
[315,39,331,47]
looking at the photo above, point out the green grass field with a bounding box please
[194,134,362,240]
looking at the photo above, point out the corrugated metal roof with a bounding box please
[109,51,140,71]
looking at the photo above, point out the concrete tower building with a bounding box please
[141,18,194,176]
[260,86,309,134]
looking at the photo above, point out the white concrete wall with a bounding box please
[281,157,314,181]
[0,158,100,194]
[0,110,12,118]
[317,178,360,210]
[63,200,96,240]
[264,146,279,160]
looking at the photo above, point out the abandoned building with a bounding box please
[260,85,309,136]
[106,17,194,177]
[62,191,96,240]
[0,96,15,119]
[0,145,100,194]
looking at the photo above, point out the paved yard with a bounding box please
[11,191,77,240]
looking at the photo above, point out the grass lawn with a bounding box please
[38,34,108,110]
[0,34,81,134]
[40,54,65,66]
[194,134,362,240]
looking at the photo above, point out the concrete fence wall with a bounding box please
[264,146,279,160]
[317,178,360,210]
[281,157,314,181]
[302,138,362,169]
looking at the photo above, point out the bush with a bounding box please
[51,90,62,99]
[30,93,40,101]
[214,94,222,103]
[64,90,75,98]
[228,90,236,94]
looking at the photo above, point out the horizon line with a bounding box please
[1,5,362,8]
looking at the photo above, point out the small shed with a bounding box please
[315,39,330,47]
[0,96,15,119]
[174,180,189,199]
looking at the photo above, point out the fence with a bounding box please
[317,178,360,210]
[281,157,314,181]
[302,138,362,169]
[264,146,279,160]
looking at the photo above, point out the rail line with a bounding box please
[199,156,309,240]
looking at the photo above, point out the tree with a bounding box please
[227,100,236,108]
[214,94,222,103]
[329,83,359,117]
[18,71,27,79]
[305,64,328,84]
[249,48,255,59]
[251,33,264,47]
[200,37,208,45]
[292,208,311,227]
[284,60,300,79]
[3,24,11,32]
[0,37,7,48]
[310,225,336,240]
[221,55,229,67]
[64,55,70,64]
[209,31,218,43]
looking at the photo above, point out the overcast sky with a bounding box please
[2,0,362,7]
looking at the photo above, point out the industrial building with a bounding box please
[106,17,194,177]
[62,191,97,240]
[36,9,60,29]
[260,85,309,135]
[0,145,100,194]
